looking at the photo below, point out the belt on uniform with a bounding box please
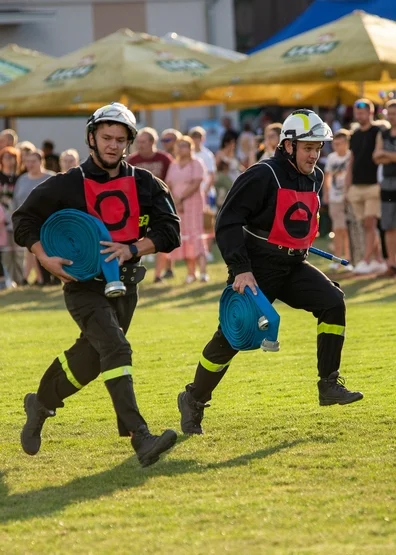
[243,226,308,257]
[95,262,146,285]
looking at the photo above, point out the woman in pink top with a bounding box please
[166,136,207,283]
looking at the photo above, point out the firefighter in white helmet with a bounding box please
[177,109,363,436]
[13,102,181,466]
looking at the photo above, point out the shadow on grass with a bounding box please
[0,280,225,313]
[0,436,325,524]
[332,273,396,304]
[138,280,225,309]
[0,286,66,312]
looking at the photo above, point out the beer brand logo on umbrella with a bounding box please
[155,52,209,73]
[0,58,29,85]
[283,40,339,59]
[45,55,96,83]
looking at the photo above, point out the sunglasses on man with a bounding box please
[161,137,175,143]
[354,101,371,109]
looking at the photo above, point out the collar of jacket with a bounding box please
[273,148,318,183]
[81,155,129,179]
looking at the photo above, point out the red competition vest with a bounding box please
[264,163,319,250]
[82,166,140,242]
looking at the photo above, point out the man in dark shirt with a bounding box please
[42,140,61,173]
[13,103,181,467]
[373,99,396,276]
[220,116,239,146]
[177,109,363,435]
[346,99,385,274]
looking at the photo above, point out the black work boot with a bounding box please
[21,393,56,455]
[318,372,364,406]
[131,425,177,468]
[177,390,210,435]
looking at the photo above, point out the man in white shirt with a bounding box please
[324,129,353,270]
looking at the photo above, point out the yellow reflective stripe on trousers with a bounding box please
[102,366,132,382]
[199,354,232,373]
[317,323,345,337]
[58,352,83,390]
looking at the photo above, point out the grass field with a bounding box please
[0,243,395,554]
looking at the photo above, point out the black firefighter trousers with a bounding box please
[37,282,147,436]
[188,254,346,404]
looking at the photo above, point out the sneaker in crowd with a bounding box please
[21,393,55,455]
[131,425,177,467]
[5,277,17,289]
[318,371,364,406]
[353,260,372,275]
[368,260,387,274]
[184,274,197,284]
[153,276,163,284]
[200,273,210,283]
[162,269,174,279]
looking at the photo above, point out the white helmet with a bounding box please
[279,109,333,144]
[86,102,138,143]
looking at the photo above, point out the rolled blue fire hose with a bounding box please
[219,285,280,352]
[40,209,126,297]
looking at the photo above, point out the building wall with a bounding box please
[146,0,209,132]
[235,0,315,52]
[1,4,94,156]
[0,0,236,154]
[92,1,147,39]
[0,5,94,57]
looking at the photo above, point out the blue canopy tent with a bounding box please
[249,0,396,52]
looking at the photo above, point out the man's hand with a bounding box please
[38,255,76,283]
[232,271,258,295]
[100,241,133,265]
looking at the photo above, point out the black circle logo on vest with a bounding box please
[94,190,131,231]
[283,201,312,238]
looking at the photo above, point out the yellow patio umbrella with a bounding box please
[200,11,396,106]
[0,43,53,86]
[0,29,238,117]
[221,80,394,110]
[218,83,351,109]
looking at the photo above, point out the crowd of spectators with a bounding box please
[1,99,395,290]
[0,133,79,289]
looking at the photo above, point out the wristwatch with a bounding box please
[129,243,139,262]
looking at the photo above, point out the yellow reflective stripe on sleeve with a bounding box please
[199,354,232,373]
[102,366,132,382]
[58,352,83,390]
[317,323,345,337]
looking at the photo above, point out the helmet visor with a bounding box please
[297,122,333,142]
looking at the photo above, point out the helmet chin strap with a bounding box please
[280,140,298,165]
